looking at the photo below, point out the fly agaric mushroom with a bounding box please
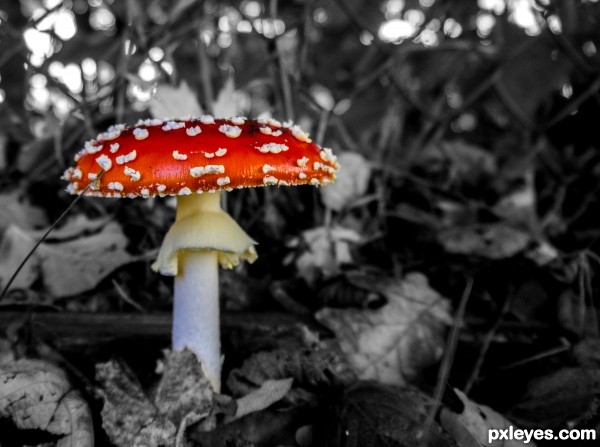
[62,116,339,391]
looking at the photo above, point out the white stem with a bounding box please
[173,250,221,391]
[172,193,223,392]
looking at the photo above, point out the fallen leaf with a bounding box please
[155,349,214,445]
[226,344,356,405]
[320,152,371,212]
[0,221,134,297]
[229,378,294,422]
[287,225,361,285]
[149,81,203,119]
[325,382,455,447]
[438,224,530,259]
[419,140,497,186]
[95,360,176,447]
[0,359,93,446]
[97,350,216,447]
[54,391,95,447]
[315,272,451,385]
[0,191,47,231]
[441,389,536,447]
[509,367,600,429]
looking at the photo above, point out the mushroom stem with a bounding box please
[173,192,223,392]
[173,249,221,391]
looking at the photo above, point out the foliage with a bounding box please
[1,0,600,445]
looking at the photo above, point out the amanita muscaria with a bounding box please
[62,116,339,391]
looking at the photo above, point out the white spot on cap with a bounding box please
[310,178,320,186]
[297,157,309,167]
[259,126,283,137]
[320,147,336,163]
[141,188,150,197]
[313,162,336,174]
[299,172,307,179]
[85,141,103,154]
[66,182,79,193]
[205,165,225,174]
[191,165,225,177]
[200,115,215,124]
[190,166,205,178]
[263,175,278,185]
[290,125,311,143]
[136,118,163,126]
[96,154,112,171]
[108,182,124,191]
[218,124,242,138]
[283,120,294,128]
[217,176,231,186]
[258,117,282,128]
[203,152,215,159]
[71,168,82,180]
[99,124,125,141]
[110,143,120,153]
[162,120,185,131]
[178,187,192,195]
[124,166,141,181]
[61,168,73,180]
[88,173,98,180]
[157,184,167,192]
[257,143,288,154]
[186,126,202,136]
[116,150,137,165]
[215,148,227,157]
[230,116,246,125]
[262,164,274,174]
[173,151,188,160]
[133,128,149,140]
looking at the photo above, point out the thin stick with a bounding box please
[420,278,473,447]
[0,171,103,301]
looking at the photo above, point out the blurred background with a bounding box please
[1,0,600,445]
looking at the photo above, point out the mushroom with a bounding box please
[62,116,339,391]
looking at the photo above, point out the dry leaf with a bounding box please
[0,359,93,446]
[441,389,536,447]
[509,367,600,429]
[320,152,370,211]
[316,272,451,385]
[327,382,455,447]
[155,349,214,445]
[229,378,294,422]
[96,360,176,447]
[0,191,47,230]
[227,345,356,406]
[0,221,134,297]
[438,224,530,259]
[149,81,203,119]
[97,350,216,447]
[288,225,361,284]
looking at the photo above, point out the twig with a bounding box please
[111,279,147,313]
[421,278,473,447]
[542,73,600,130]
[0,171,104,301]
[463,293,511,394]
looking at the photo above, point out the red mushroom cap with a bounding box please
[62,116,339,198]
